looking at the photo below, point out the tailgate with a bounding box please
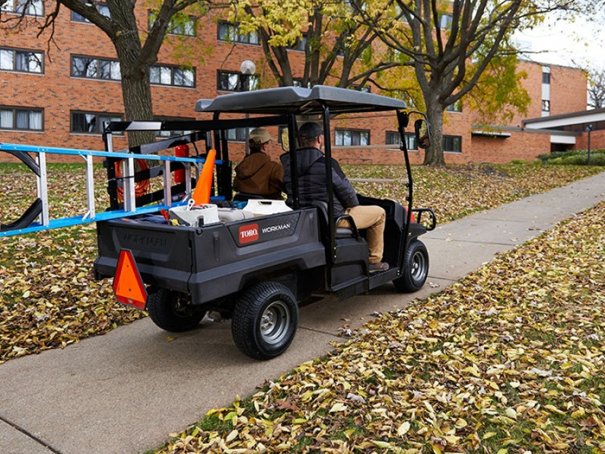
[94,218,193,293]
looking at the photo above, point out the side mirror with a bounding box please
[415,119,430,149]
[281,128,290,152]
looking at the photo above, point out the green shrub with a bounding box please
[540,149,605,166]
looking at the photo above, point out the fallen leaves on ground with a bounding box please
[0,227,145,364]
[158,201,605,453]
[0,163,602,366]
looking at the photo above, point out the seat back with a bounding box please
[311,201,355,238]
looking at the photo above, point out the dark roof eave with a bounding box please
[523,107,605,125]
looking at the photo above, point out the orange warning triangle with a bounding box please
[112,249,148,309]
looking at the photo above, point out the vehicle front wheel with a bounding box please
[146,287,206,332]
[231,282,298,360]
[393,239,429,293]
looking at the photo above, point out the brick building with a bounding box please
[0,1,597,165]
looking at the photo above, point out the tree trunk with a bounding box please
[113,34,156,148]
[423,100,446,166]
[119,71,156,148]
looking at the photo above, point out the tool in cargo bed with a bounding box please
[0,140,207,236]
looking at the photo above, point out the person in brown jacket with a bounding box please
[233,128,284,200]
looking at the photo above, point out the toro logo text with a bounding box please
[238,223,259,244]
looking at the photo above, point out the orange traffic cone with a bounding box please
[192,149,216,205]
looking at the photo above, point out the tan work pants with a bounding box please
[338,205,386,263]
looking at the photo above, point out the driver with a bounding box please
[281,122,388,273]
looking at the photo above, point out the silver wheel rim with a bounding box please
[411,250,427,283]
[260,300,290,345]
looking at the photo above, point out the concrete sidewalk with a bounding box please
[1,171,604,454]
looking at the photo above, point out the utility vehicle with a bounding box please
[93,85,436,360]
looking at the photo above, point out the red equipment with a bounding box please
[174,144,190,183]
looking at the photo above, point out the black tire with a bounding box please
[146,287,205,332]
[231,282,298,360]
[393,239,429,293]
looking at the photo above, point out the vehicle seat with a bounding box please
[311,201,359,239]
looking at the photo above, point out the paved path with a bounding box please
[1,172,604,454]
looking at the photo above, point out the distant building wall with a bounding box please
[0,5,590,165]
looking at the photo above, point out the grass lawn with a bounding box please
[0,162,601,364]
[1,161,604,452]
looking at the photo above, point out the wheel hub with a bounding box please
[411,251,427,281]
[260,300,290,345]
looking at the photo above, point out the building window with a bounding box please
[71,111,122,134]
[225,127,253,142]
[1,0,43,16]
[71,1,110,22]
[217,70,259,92]
[149,11,196,37]
[443,135,462,153]
[335,129,370,146]
[0,48,43,73]
[217,21,259,45]
[542,100,550,112]
[542,71,550,84]
[150,65,195,87]
[154,116,194,138]
[386,131,416,150]
[288,33,308,51]
[439,13,453,29]
[446,100,463,112]
[71,56,121,80]
[0,107,43,131]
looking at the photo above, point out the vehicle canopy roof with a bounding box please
[195,85,407,116]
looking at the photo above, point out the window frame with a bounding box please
[1,0,44,16]
[287,33,308,51]
[71,1,109,23]
[439,13,453,29]
[542,99,551,112]
[149,10,196,37]
[443,135,462,153]
[225,127,254,142]
[0,47,44,74]
[334,128,371,147]
[71,55,121,81]
[70,111,123,135]
[385,131,417,151]
[217,70,260,92]
[446,100,463,113]
[217,21,259,45]
[150,64,196,88]
[0,106,44,131]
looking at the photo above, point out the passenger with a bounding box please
[281,122,388,273]
[233,128,284,200]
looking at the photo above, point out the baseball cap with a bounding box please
[298,122,324,140]
[249,128,277,146]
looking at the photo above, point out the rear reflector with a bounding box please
[112,249,147,309]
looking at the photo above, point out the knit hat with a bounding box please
[249,128,277,146]
[298,122,324,140]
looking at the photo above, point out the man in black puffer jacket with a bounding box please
[281,122,388,273]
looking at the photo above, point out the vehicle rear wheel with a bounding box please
[146,287,205,332]
[393,239,429,293]
[231,282,298,360]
